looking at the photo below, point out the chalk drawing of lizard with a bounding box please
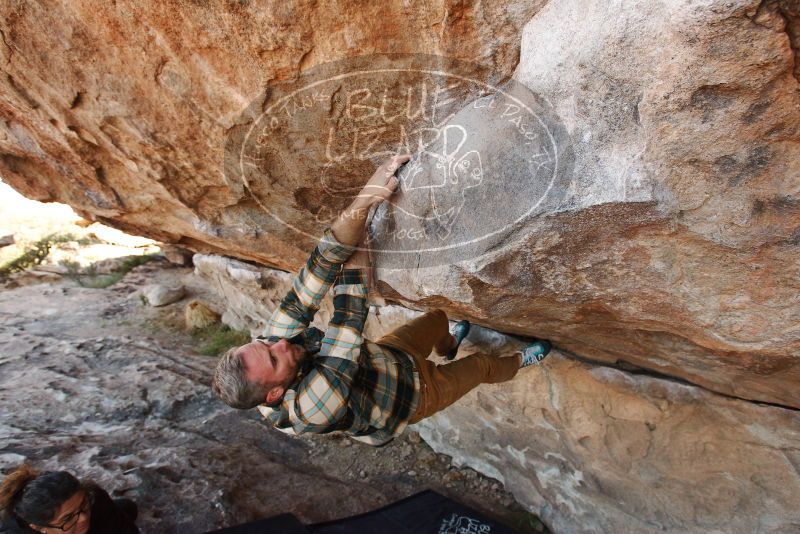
[398,123,484,240]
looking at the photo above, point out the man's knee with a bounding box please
[422,308,448,326]
[426,309,450,335]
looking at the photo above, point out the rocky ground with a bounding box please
[0,256,546,533]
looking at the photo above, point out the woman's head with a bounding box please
[0,465,92,534]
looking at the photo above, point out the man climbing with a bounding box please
[211,154,552,445]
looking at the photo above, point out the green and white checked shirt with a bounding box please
[257,228,419,446]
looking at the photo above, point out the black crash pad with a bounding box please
[205,513,310,534]
[206,490,520,534]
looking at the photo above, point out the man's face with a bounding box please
[238,337,304,399]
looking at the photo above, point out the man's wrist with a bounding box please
[348,195,373,214]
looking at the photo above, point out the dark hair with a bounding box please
[0,465,82,526]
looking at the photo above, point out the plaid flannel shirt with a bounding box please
[257,227,419,446]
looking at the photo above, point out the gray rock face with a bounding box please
[368,83,574,269]
[416,359,800,534]
[193,253,800,534]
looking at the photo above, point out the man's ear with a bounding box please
[265,385,285,405]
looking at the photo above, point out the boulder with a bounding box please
[160,244,195,266]
[141,284,185,307]
[184,299,221,330]
[0,0,796,409]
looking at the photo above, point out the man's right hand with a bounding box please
[356,154,411,207]
[331,154,412,247]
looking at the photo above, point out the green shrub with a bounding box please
[193,324,251,356]
[0,233,76,279]
[74,253,161,288]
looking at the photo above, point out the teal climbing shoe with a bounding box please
[519,339,552,367]
[446,320,471,360]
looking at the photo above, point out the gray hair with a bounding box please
[212,345,268,409]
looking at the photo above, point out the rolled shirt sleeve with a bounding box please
[323,268,370,360]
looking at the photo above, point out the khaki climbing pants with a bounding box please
[376,309,520,424]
